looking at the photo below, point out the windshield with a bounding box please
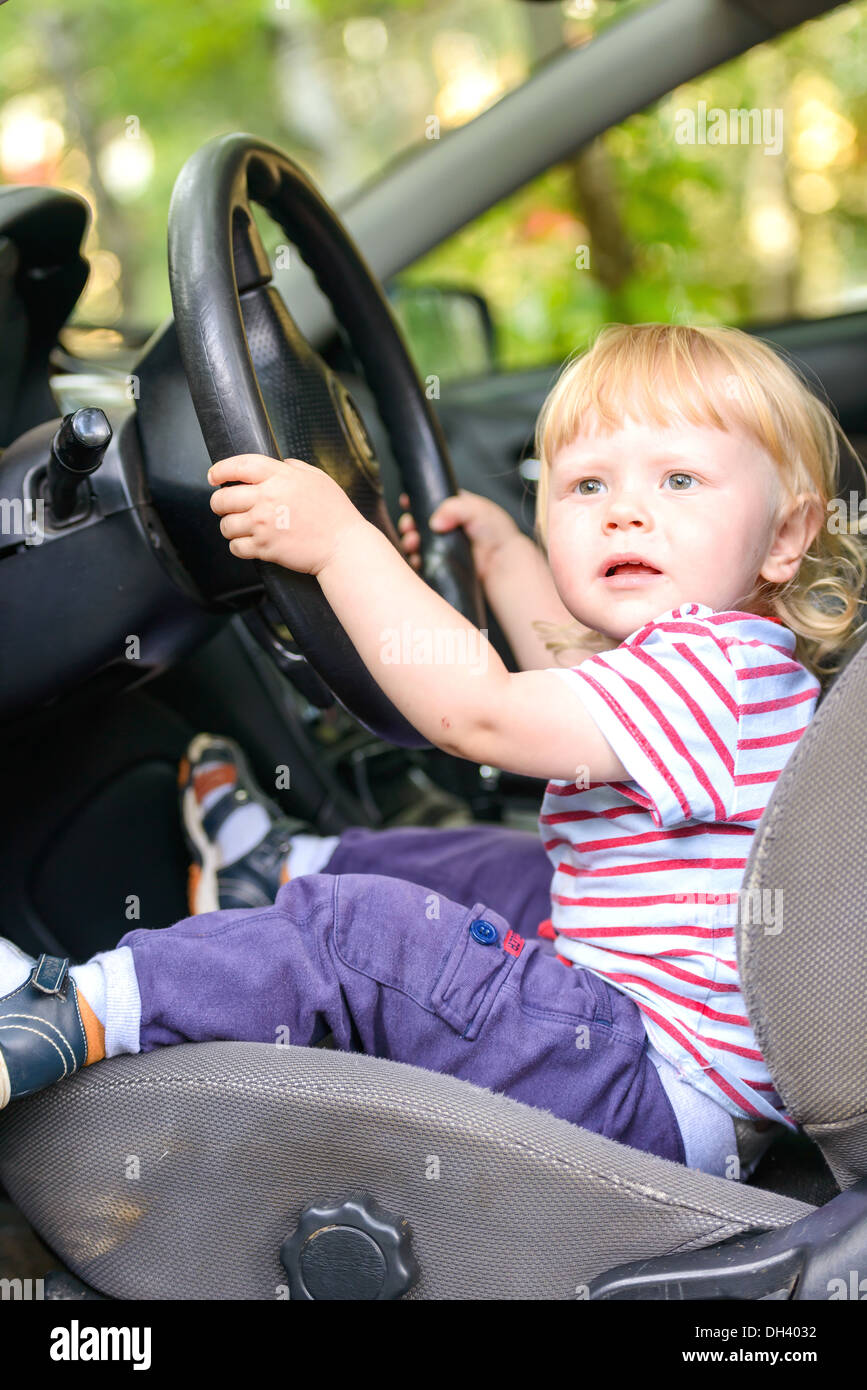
[0,0,655,341]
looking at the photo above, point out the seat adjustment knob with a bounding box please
[280,1193,418,1300]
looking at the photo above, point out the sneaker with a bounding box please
[0,951,90,1109]
[178,733,313,913]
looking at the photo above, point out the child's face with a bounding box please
[546,412,802,642]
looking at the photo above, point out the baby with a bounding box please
[2,322,865,1182]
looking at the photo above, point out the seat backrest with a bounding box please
[738,630,867,1190]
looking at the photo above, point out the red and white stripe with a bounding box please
[539,604,820,1130]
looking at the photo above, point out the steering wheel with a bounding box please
[166,133,485,748]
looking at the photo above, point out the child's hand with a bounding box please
[208,454,365,576]
[396,494,424,571]
[398,489,520,585]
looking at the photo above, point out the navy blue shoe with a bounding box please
[0,953,89,1110]
[179,733,311,913]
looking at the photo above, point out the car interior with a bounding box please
[1,0,867,1299]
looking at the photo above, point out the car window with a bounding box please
[0,0,656,349]
[393,1,867,377]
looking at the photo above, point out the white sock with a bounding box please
[197,784,272,867]
[0,939,35,995]
[69,960,106,1023]
[286,833,340,878]
[71,948,141,1057]
[197,780,338,879]
[1,939,140,1058]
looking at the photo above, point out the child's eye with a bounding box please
[573,473,698,496]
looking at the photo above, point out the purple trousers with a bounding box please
[117,825,686,1165]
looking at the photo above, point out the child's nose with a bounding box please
[604,493,653,523]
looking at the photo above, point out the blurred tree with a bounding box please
[400,1,867,371]
[0,0,863,364]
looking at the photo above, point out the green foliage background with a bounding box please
[0,0,864,374]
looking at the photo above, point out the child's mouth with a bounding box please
[603,562,663,587]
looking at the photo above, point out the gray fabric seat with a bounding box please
[1,633,866,1299]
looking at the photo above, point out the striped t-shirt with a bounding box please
[537,603,821,1130]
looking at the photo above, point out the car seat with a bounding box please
[1,631,866,1300]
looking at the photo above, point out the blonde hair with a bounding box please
[531,322,867,689]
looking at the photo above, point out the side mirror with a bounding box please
[384,281,497,383]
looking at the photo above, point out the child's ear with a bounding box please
[762,492,824,585]
[795,492,825,553]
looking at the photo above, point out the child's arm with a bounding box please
[207,453,628,783]
[398,491,613,671]
[316,522,629,781]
